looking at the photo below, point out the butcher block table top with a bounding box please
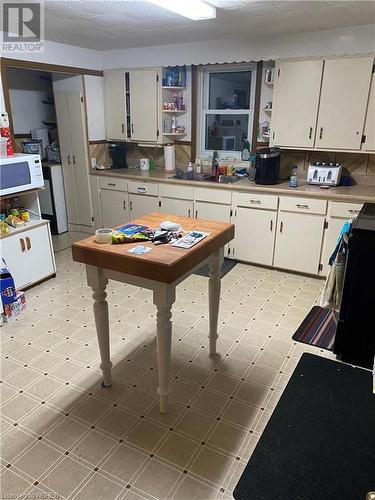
[72,212,235,284]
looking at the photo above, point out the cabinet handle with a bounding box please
[250,199,261,204]
[308,127,313,140]
[108,183,116,187]
[188,209,191,217]
[67,155,71,165]
[195,210,198,218]
[319,127,323,140]
[123,201,126,211]
[280,221,283,233]
[348,209,360,214]
[296,204,309,209]
[20,238,26,252]
[72,155,76,165]
[131,123,134,134]
[121,123,124,134]
[270,220,273,231]
[26,237,31,250]
[130,200,133,211]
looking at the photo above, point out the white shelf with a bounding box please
[162,110,187,114]
[162,86,187,91]
[0,217,48,239]
[163,132,187,137]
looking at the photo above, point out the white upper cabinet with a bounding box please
[103,70,126,141]
[271,60,323,148]
[362,72,375,152]
[316,57,373,150]
[130,69,159,142]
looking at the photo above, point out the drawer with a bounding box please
[279,196,327,215]
[128,181,159,197]
[99,177,128,191]
[160,183,194,200]
[330,201,363,218]
[234,192,278,210]
[194,187,232,205]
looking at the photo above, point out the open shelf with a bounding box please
[162,110,187,114]
[162,86,187,91]
[0,216,48,239]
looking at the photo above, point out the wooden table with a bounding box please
[72,212,234,413]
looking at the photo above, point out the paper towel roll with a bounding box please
[164,145,175,171]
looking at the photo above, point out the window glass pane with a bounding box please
[209,71,251,109]
[205,114,249,151]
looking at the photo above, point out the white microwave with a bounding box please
[0,153,44,196]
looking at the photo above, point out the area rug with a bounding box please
[292,305,336,351]
[234,353,375,500]
[194,258,236,278]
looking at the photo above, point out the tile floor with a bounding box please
[1,233,334,499]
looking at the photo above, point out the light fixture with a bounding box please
[148,0,216,20]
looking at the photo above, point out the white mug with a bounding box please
[140,158,150,171]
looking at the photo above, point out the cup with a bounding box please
[139,159,150,171]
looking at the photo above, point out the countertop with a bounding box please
[90,168,375,203]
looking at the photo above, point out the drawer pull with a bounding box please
[195,210,198,218]
[348,209,360,214]
[137,186,147,194]
[188,209,191,217]
[130,200,133,211]
[108,183,116,187]
[123,201,126,211]
[319,127,323,140]
[296,204,309,209]
[270,220,273,231]
[250,199,261,204]
[121,123,124,134]
[26,237,31,250]
[20,238,26,252]
[280,221,283,233]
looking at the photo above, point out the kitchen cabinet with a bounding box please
[234,207,277,266]
[129,69,159,142]
[2,222,55,289]
[100,189,129,228]
[194,201,231,223]
[274,211,325,275]
[160,198,193,218]
[103,70,126,141]
[271,60,323,148]
[55,91,93,228]
[129,194,159,220]
[362,73,375,152]
[316,57,373,150]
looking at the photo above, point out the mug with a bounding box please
[140,158,150,171]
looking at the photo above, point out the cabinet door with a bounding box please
[130,69,158,142]
[316,57,373,150]
[271,60,323,148]
[67,92,93,227]
[55,92,79,225]
[100,189,129,228]
[160,198,193,218]
[234,207,277,266]
[194,201,231,223]
[274,212,324,275]
[362,73,375,152]
[103,70,126,140]
[129,194,159,220]
[319,217,345,277]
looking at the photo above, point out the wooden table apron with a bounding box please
[72,213,235,414]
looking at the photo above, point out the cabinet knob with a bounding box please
[26,237,31,250]
[308,127,313,140]
[280,221,283,233]
[188,209,191,217]
[122,123,125,134]
[72,155,76,165]
[130,200,133,211]
[195,210,198,219]
[67,155,71,165]
[270,220,273,232]
[20,238,26,252]
[123,201,126,211]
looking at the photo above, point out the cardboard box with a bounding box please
[3,291,26,322]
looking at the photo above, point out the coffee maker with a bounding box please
[108,143,127,169]
[254,147,281,185]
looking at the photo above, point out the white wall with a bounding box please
[103,24,375,69]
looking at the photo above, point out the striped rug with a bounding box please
[292,306,337,351]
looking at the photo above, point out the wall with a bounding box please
[102,24,375,69]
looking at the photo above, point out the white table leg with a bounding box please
[86,265,112,388]
[153,284,176,414]
[208,248,224,356]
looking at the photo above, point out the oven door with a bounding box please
[0,158,33,195]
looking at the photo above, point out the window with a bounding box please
[199,65,256,157]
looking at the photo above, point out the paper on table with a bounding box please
[171,231,209,249]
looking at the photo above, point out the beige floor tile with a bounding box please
[45,417,89,449]
[1,394,39,421]
[25,377,63,400]
[207,421,248,456]
[96,407,137,438]
[172,475,219,500]
[146,400,185,428]
[230,343,259,363]
[0,384,18,404]
[70,396,112,424]
[170,380,199,405]
[127,420,167,452]
[157,432,199,468]
[1,427,35,462]
[133,459,181,498]
[206,372,239,396]
[179,364,212,386]
[113,362,149,384]
[175,409,215,441]
[19,405,61,435]
[190,447,235,485]
[1,358,23,379]
[74,471,124,499]
[48,385,85,412]
[245,365,278,388]
[0,469,31,496]
[192,389,227,416]
[222,400,259,429]
[5,367,42,390]
[256,351,285,371]
[234,381,268,408]
[101,444,147,482]
[41,456,91,498]
[49,360,84,382]
[73,430,117,465]
[14,441,61,479]
[29,353,64,373]
[119,387,157,414]
[10,345,44,364]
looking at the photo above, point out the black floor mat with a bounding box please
[234,353,375,500]
[194,258,236,278]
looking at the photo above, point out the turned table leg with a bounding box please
[208,248,224,356]
[86,265,112,388]
[153,285,176,414]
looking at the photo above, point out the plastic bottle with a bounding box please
[241,139,251,161]
[289,165,298,188]
[187,162,193,180]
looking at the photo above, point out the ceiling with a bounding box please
[43,1,375,51]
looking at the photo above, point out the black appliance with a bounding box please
[254,147,281,185]
[108,142,127,169]
[333,203,375,369]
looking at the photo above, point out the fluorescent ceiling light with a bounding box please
[148,0,216,20]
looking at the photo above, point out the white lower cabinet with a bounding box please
[160,197,193,218]
[273,211,325,275]
[129,194,159,220]
[2,223,55,289]
[234,207,277,266]
[100,189,129,228]
[194,201,231,223]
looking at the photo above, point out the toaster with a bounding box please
[307,162,342,187]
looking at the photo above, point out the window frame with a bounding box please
[198,63,257,159]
